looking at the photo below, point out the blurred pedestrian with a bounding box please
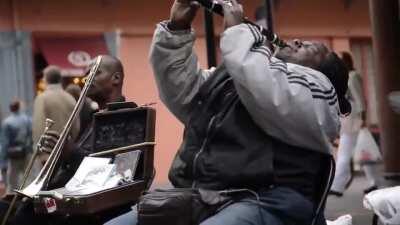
[31,66,80,173]
[330,52,379,196]
[1,100,32,193]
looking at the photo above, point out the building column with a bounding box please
[369,0,400,181]
[331,38,350,53]
[0,31,34,117]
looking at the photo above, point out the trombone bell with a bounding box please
[16,177,45,198]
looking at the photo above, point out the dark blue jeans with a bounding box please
[105,187,326,225]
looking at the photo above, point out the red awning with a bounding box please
[37,36,109,76]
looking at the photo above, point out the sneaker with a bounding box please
[327,214,353,225]
[363,185,378,194]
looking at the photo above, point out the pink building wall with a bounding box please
[0,0,371,36]
[0,0,372,185]
[119,37,209,184]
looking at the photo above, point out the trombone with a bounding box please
[18,56,102,198]
[1,56,103,225]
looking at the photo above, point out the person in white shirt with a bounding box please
[330,51,379,196]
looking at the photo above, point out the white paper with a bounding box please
[103,174,123,189]
[65,157,114,194]
[63,152,141,195]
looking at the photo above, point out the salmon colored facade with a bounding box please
[0,0,373,185]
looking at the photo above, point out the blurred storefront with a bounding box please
[0,0,376,184]
[32,34,110,94]
[0,31,34,116]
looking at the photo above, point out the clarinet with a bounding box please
[195,0,288,48]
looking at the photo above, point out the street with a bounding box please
[326,174,375,225]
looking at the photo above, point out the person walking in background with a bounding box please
[31,66,80,172]
[330,51,379,196]
[1,100,32,193]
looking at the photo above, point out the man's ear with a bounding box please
[111,72,122,86]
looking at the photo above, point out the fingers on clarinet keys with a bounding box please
[222,0,233,7]
[227,0,243,15]
[219,0,243,28]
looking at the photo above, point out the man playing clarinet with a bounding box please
[106,0,351,225]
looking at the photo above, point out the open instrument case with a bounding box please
[32,103,156,215]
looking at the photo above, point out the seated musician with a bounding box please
[105,1,351,225]
[42,55,136,187]
[12,55,137,225]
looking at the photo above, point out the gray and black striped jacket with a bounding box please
[150,21,340,155]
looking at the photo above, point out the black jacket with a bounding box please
[169,65,326,201]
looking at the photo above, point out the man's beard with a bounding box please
[275,46,293,62]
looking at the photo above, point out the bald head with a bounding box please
[99,55,124,86]
[43,65,62,84]
[101,55,123,73]
[87,55,125,107]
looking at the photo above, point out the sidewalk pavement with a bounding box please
[0,175,378,225]
[325,175,375,225]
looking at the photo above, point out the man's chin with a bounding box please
[275,52,287,61]
[276,44,297,59]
